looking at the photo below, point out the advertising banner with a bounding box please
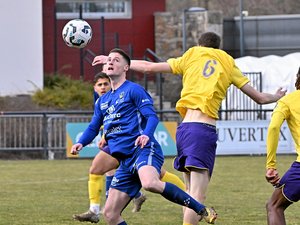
[66,120,295,158]
[66,122,177,158]
[216,120,294,155]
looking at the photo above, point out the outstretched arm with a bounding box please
[240,83,286,104]
[92,56,172,74]
[130,60,172,74]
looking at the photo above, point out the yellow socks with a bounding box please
[161,171,186,191]
[88,174,104,214]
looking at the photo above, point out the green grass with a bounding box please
[0,155,299,225]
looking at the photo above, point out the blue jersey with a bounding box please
[79,80,160,158]
[93,91,99,105]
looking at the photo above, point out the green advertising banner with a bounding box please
[66,122,177,158]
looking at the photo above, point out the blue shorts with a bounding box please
[174,122,218,177]
[278,161,300,202]
[110,142,164,198]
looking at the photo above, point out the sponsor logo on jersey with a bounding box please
[142,98,150,103]
[116,91,125,104]
[106,105,115,114]
[100,102,109,110]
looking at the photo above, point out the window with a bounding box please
[56,0,132,19]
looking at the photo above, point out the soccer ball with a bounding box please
[62,19,92,49]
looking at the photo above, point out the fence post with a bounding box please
[42,113,49,159]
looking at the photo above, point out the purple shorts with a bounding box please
[279,161,300,202]
[102,145,111,155]
[173,122,217,177]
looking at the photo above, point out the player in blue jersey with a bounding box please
[73,72,147,223]
[92,33,286,225]
[71,48,217,225]
[265,67,300,225]
[74,71,186,223]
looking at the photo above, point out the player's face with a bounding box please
[106,52,129,77]
[94,78,111,96]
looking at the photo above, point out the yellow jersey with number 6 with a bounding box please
[167,46,249,119]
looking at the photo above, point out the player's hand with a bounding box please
[70,143,83,155]
[135,135,149,149]
[265,168,280,187]
[274,87,287,101]
[98,138,107,150]
[92,55,108,66]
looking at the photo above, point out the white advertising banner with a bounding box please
[216,120,295,155]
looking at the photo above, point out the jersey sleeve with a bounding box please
[231,65,250,88]
[78,100,104,146]
[130,85,159,137]
[266,101,289,169]
[167,57,184,75]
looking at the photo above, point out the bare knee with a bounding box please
[103,208,117,224]
[89,165,105,175]
[141,179,160,193]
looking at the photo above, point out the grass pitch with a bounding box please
[0,155,299,225]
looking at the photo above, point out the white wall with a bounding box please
[223,52,300,119]
[0,0,43,96]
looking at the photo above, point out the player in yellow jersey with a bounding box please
[265,67,300,225]
[73,71,186,223]
[93,32,286,225]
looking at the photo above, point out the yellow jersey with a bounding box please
[167,46,249,119]
[266,90,300,169]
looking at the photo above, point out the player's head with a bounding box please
[295,67,300,90]
[198,32,221,49]
[109,48,131,66]
[106,48,131,76]
[94,72,111,96]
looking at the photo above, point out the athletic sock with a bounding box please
[161,182,205,214]
[105,175,114,199]
[117,221,128,225]
[88,174,104,214]
[134,191,142,199]
[161,171,186,191]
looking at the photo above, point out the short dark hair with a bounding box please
[94,72,110,84]
[295,66,300,90]
[198,32,221,49]
[109,48,131,66]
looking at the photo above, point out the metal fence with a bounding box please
[219,72,267,120]
[0,112,93,159]
[0,109,273,159]
[0,71,272,159]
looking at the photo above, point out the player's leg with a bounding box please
[73,150,119,222]
[266,188,291,225]
[266,162,300,225]
[104,160,141,225]
[137,148,216,224]
[183,169,210,225]
[160,167,186,191]
[138,164,215,223]
[105,169,116,199]
[174,122,218,225]
[103,188,130,225]
[183,172,190,194]
[160,167,186,215]
[89,150,119,212]
[104,167,146,213]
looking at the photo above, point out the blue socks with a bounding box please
[105,175,114,199]
[134,191,142,199]
[161,182,205,214]
[117,221,127,225]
